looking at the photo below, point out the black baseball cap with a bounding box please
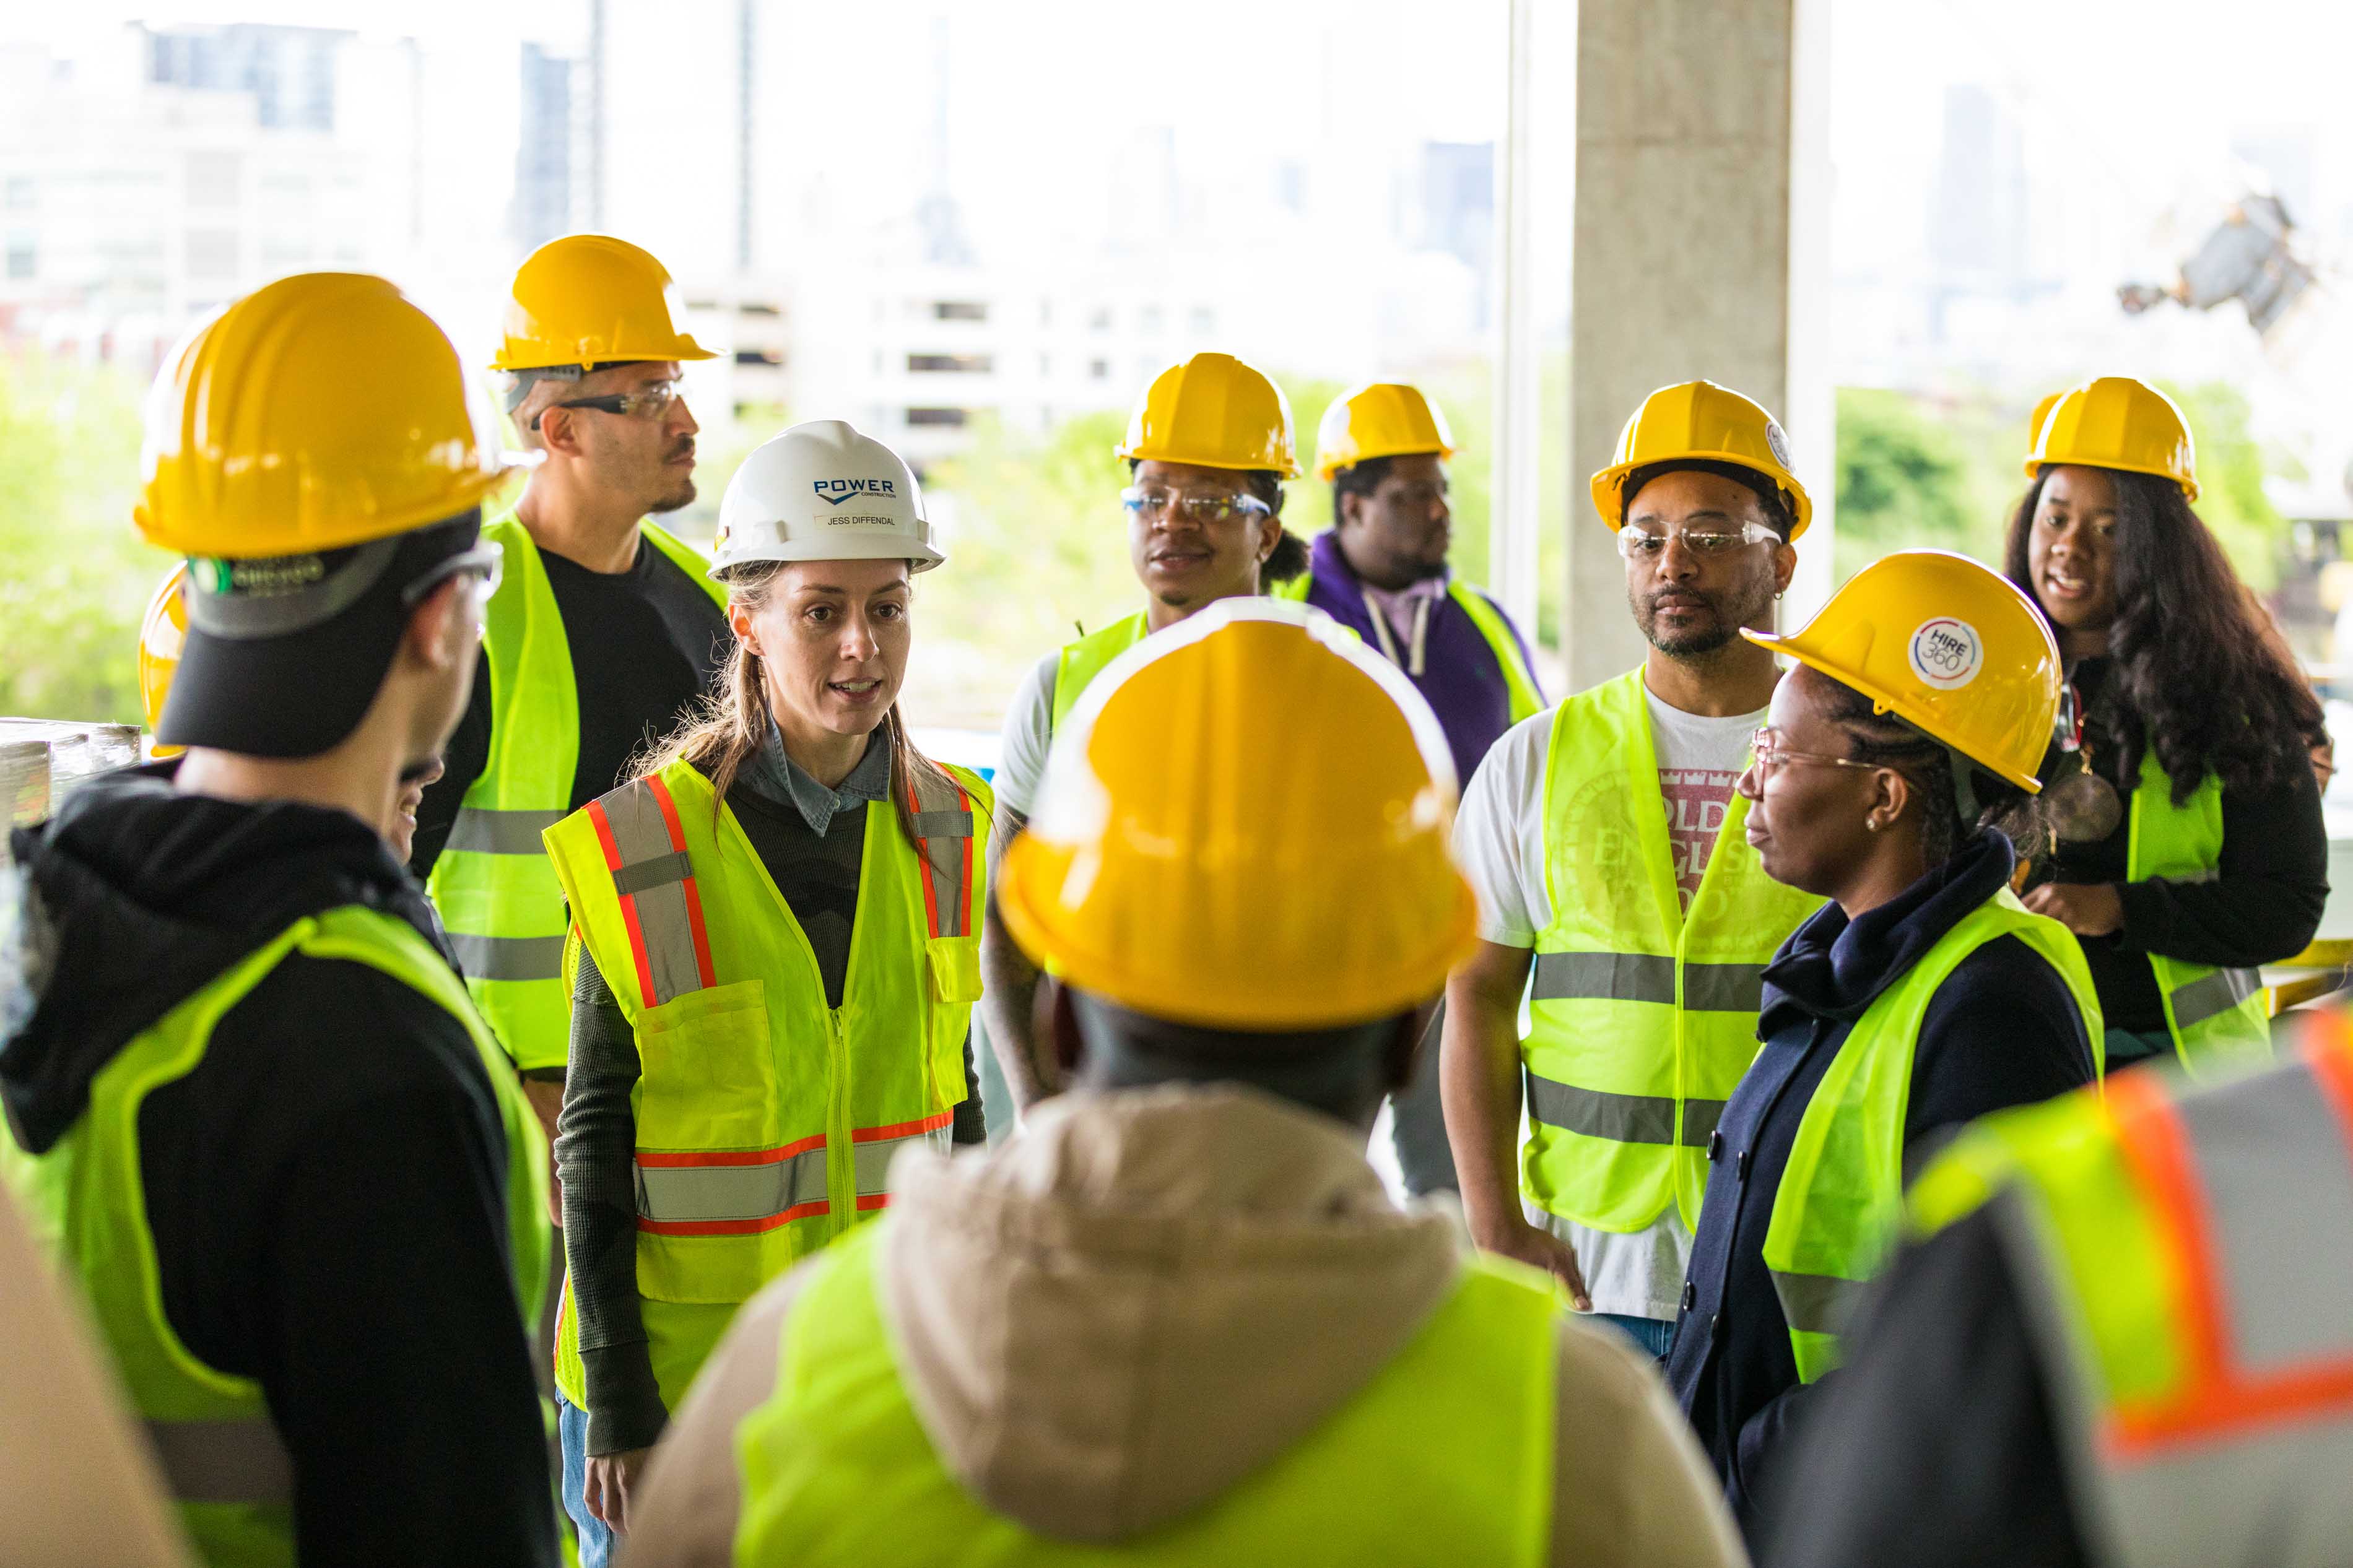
[157,511,486,759]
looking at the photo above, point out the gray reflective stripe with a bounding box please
[1524,1072,1721,1148]
[910,809,973,839]
[2170,966,2261,1031]
[146,1416,293,1506]
[853,1124,954,1198]
[1531,952,1763,1012]
[2173,1059,2353,1374]
[1770,1269,1866,1338]
[446,807,565,854]
[1683,963,1767,1013]
[636,1146,829,1224]
[599,782,705,1007]
[2105,1410,2353,1568]
[611,849,692,898]
[908,768,974,940]
[447,932,565,982]
[1533,951,1674,1003]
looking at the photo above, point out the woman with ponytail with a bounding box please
[2001,377,2328,1074]
[539,421,991,1561]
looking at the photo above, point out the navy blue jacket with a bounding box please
[1663,829,2098,1542]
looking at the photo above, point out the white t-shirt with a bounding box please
[993,651,1063,820]
[1453,683,1764,1320]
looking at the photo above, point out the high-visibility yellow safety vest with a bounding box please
[0,906,550,1568]
[2126,752,2271,1073]
[541,752,990,1412]
[425,507,728,1072]
[1909,1019,2353,1566]
[1048,612,1152,734]
[730,1222,1557,1566]
[1762,886,2101,1382]
[1524,669,1825,1234]
[1270,568,1543,724]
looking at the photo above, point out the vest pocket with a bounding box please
[634,979,779,1151]
[925,935,984,1107]
[925,935,983,1005]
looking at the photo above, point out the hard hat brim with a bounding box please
[710,536,946,581]
[2023,456,2199,505]
[487,340,719,373]
[1741,626,2045,794]
[1315,440,1456,484]
[1591,454,1815,539]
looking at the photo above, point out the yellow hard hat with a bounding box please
[2024,376,2198,501]
[1115,352,1300,477]
[1590,379,1814,539]
[490,233,716,372]
[136,272,516,558]
[137,564,189,761]
[999,600,1476,1031]
[1314,382,1457,482]
[1744,549,2061,793]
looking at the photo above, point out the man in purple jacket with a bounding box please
[1279,382,1544,1195]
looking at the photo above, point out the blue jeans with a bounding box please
[1595,1312,1677,1361]
[557,1395,614,1568]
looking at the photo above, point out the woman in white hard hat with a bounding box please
[539,419,991,1561]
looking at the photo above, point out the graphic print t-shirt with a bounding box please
[1643,691,1763,909]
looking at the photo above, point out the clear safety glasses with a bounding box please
[1120,486,1274,527]
[551,380,683,422]
[1617,519,1781,560]
[1749,727,1877,782]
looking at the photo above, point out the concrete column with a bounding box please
[1564,0,1834,693]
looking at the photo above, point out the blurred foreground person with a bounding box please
[1770,1011,2353,1568]
[1662,552,2101,1539]
[627,601,1742,1567]
[0,274,555,1567]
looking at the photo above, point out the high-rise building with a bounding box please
[510,42,573,254]
[144,23,347,134]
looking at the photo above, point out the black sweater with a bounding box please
[2034,657,2327,1033]
[2,770,557,1567]
[1663,830,2098,1544]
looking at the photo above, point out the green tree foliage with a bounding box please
[2160,381,2287,593]
[0,352,172,723]
[1831,387,1994,580]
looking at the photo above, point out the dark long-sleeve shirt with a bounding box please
[556,729,983,1455]
[1663,830,2097,1543]
[2034,657,2327,1032]
[409,531,729,878]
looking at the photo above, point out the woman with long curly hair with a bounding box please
[2001,376,2328,1072]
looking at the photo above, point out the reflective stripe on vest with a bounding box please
[1761,888,2102,1382]
[542,754,991,1410]
[1967,1029,2353,1567]
[426,512,726,1070]
[733,1224,1559,1567]
[2126,753,2273,1073]
[1522,669,1825,1234]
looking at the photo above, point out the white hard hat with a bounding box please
[710,418,944,579]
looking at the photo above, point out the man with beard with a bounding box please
[1441,381,1825,1360]
[1276,382,1544,1197]
[411,235,730,1117]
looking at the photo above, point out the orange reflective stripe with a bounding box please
[638,1202,829,1237]
[2105,1054,2353,1457]
[635,1133,832,1236]
[588,796,659,1010]
[905,762,975,940]
[645,774,717,992]
[853,1109,954,1145]
[850,1109,955,1212]
[637,1133,829,1168]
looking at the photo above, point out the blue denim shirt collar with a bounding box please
[744,716,893,838]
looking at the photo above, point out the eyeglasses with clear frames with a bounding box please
[549,381,683,423]
[1617,520,1781,560]
[1749,727,1877,781]
[1120,486,1273,526]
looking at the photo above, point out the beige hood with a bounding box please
[874,1083,1461,1545]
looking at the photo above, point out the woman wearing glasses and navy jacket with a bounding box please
[542,420,991,1564]
[1661,551,2102,1546]
[977,350,1308,1112]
